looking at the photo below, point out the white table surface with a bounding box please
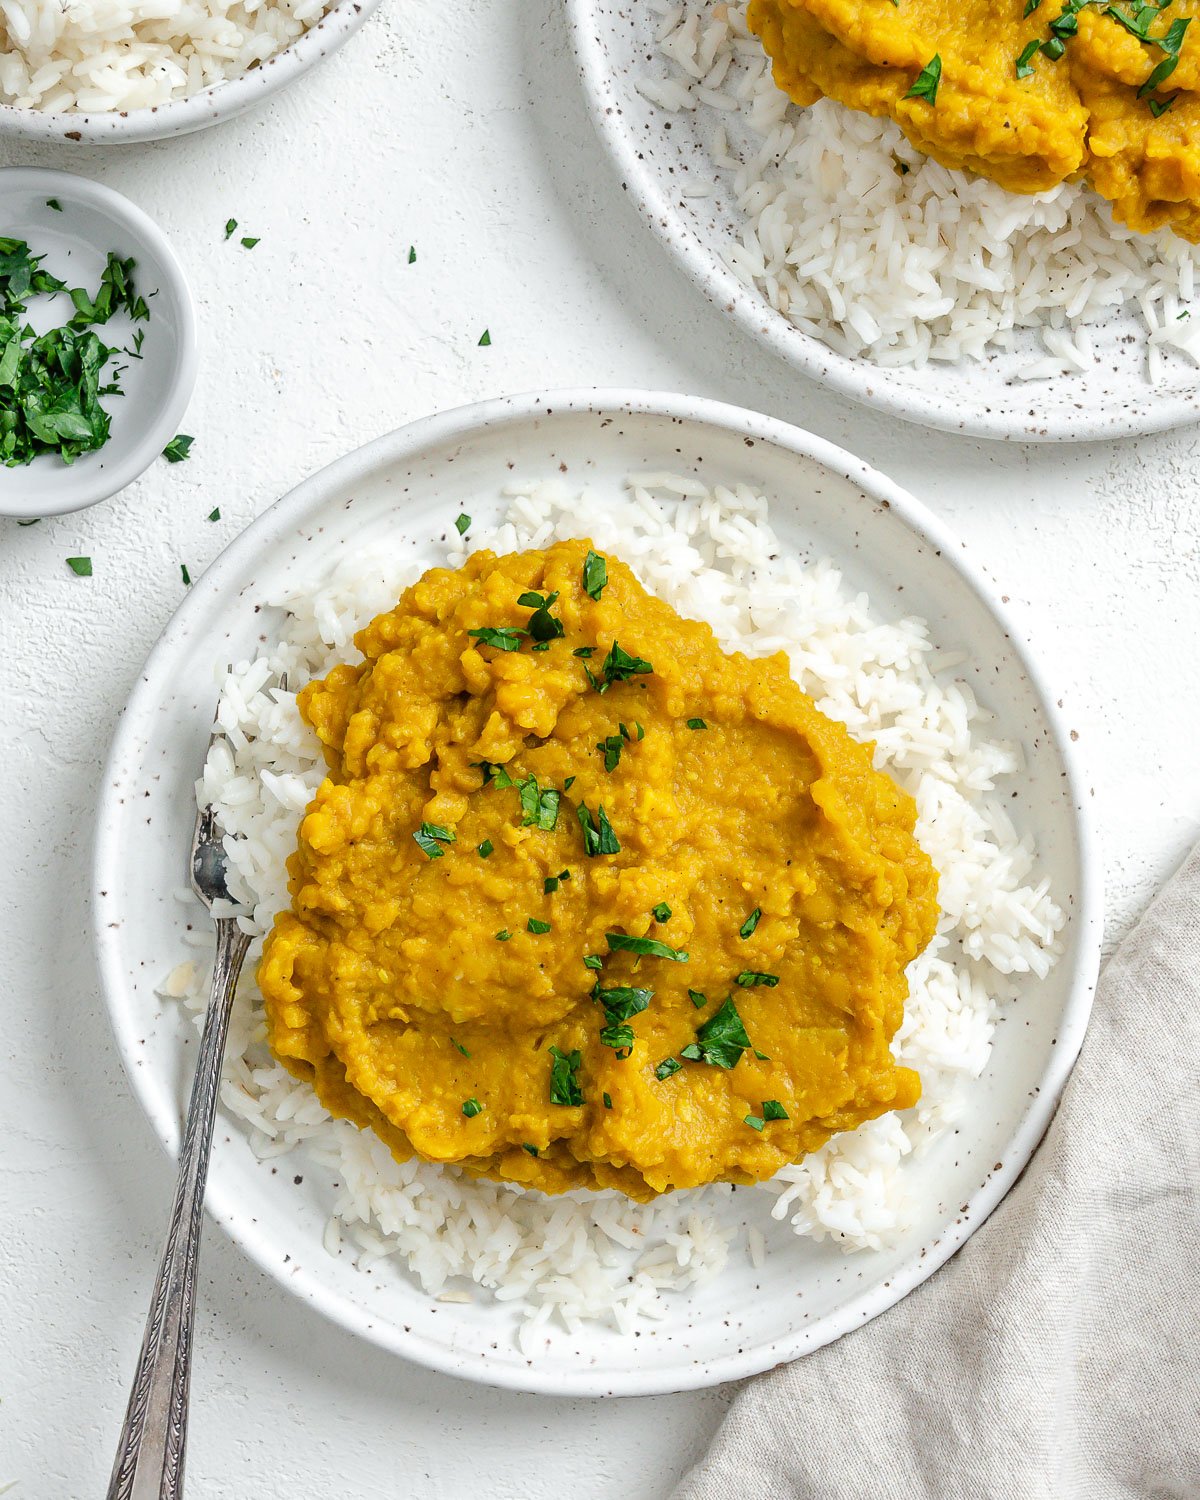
[2,1,1199,1495]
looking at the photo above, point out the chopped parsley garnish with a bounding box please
[577,802,620,856]
[518,588,565,642]
[452,1039,471,1057]
[66,555,92,577]
[602,1091,613,1109]
[573,646,595,658]
[496,929,512,941]
[688,989,707,1009]
[543,869,570,894]
[583,953,604,971]
[46,198,62,212]
[478,839,494,858]
[469,625,526,652]
[582,549,608,600]
[224,219,238,239]
[735,971,779,987]
[407,245,417,263]
[762,1100,789,1121]
[413,821,455,859]
[605,932,688,962]
[595,986,653,1020]
[180,564,191,586]
[478,329,492,346]
[518,773,561,830]
[655,1057,682,1081]
[207,507,221,522]
[600,1022,634,1054]
[686,718,707,730]
[475,761,516,788]
[522,1143,539,1156]
[586,639,653,694]
[1024,0,1042,12]
[527,917,551,934]
[680,996,750,1070]
[754,1049,771,1061]
[162,433,193,463]
[1148,95,1175,114]
[652,902,672,923]
[1139,15,1191,96]
[240,237,260,250]
[455,512,471,534]
[739,908,762,939]
[596,733,624,772]
[548,1045,583,1106]
[743,1114,765,1132]
[1015,38,1041,75]
[905,53,942,103]
[461,1098,482,1118]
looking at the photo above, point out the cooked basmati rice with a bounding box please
[0,0,329,112]
[641,0,1200,380]
[168,474,1064,1339]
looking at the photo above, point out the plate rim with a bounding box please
[92,386,1104,1395]
[564,0,1200,444]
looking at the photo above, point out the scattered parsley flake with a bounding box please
[753,1049,771,1062]
[527,917,551,935]
[739,908,762,939]
[46,198,62,212]
[577,802,620,857]
[735,971,779,987]
[655,1058,682,1081]
[762,1100,789,1121]
[180,563,191,586]
[652,902,672,923]
[207,507,221,522]
[600,1021,634,1054]
[455,512,471,534]
[461,1098,482,1118]
[517,773,561,830]
[686,717,707,730]
[162,433,193,463]
[469,625,527,652]
[240,237,260,250]
[905,53,942,103]
[496,929,512,941]
[744,1114,765,1132]
[413,821,455,859]
[408,245,417,264]
[548,1046,583,1106]
[597,733,624,772]
[605,932,688,962]
[596,986,653,1021]
[478,329,492,346]
[582,549,608,600]
[683,996,751,1070]
[1015,38,1041,76]
[583,953,603,971]
[478,839,494,858]
[452,1039,471,1057]
[518,587,565,642]
[602,1092,613,1109]
[66,555,92,577]
[573,646,595,658]
[688,989,707,1010]
[224,219,238,239]
[588,639,653,694]
[522,1143,539,1156]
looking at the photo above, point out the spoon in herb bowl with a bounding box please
[0,167,197,520]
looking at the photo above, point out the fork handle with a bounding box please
[107,919,252,1500]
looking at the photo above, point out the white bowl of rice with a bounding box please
[0,0,379,140]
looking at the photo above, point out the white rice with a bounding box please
[641,0,1200,380]
[168,475,1064,1341]
[0,0,328,111]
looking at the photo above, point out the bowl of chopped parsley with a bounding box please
[0,167,197,519]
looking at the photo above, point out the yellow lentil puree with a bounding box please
[258,538,940,1201]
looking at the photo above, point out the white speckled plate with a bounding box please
[567,2,1200,442]
[93,390,1101,1395]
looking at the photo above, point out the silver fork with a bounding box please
[107,701,257,1500]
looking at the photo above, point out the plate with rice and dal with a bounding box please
[93,390,1101,1395]
[569,0,1200,440]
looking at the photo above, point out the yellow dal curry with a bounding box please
[750,0,1200,241]
[259,539,939,1200]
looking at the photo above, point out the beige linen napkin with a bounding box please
[675,845,1200,1500]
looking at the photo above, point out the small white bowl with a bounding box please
[0,168,197,519]
[0,0,380,145]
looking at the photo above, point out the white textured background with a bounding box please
[2,1,1199,1495]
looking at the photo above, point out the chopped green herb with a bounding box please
[587,639,653,694]
[1139,16,1191,96]
[735,971,779,988]
[475,761,516,788]
[596,986,653,1021]
[518,588,566,642]
[688,989,708,1010]
[577,802,621,857]
[563,775,576,790]
[573,646,595,658]
[582,549,608,600]
[478,329,492,346]
[1015,38,1041,76]
[207,507,221,522]
[527,917,551,935]
[583,953,603,971]
[597,733,624,772]
[455,512,471,534]
[180,564,191,586]
[451,1038,471,1057]
[518,773,561,830]
[753,1049,771,1062]
[739,908,762,939]
[1024,0,1042,13]
[240,237,260,250]
[762,1100,789,1121]
[413,821,455,859]
[655,1057,682,1081]
[224,219,238,239]
[162,433,193,463]
[469,625,526,652]
[605,932,688,962]
[681,995,750,1070]
[743,1115,765,1132]
[17,519,39,526]
[548,1045,583,1106]
[602,1092,613,1109]
[905,53,942,103]
[1042,34,1066,57]
[408,245,417,264]
[600,1021,634,1054]
[686,718,707,730]
[66,555,92,577]
[478,839,494,858]
[652,902,672,923]
[1148,95,1175,115]
[522,1143,539,1156]
[46,198,62,212]
[462,1098,482,1118]
[496,929,512,941]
